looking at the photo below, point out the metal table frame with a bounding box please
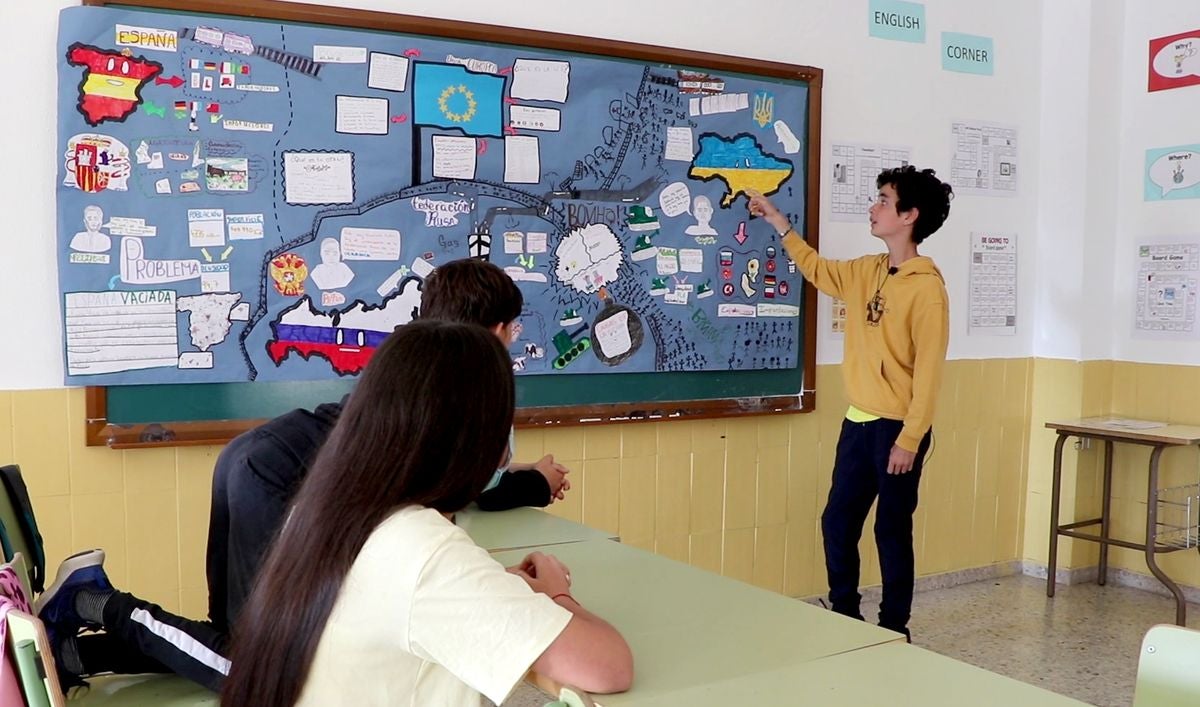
[1046,419,1200,626]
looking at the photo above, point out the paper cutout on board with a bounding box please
[188,209,225,247]
[178,352,214,369]
[120,237,200,284]
[447,54,498,74]
[200,263,230,292]
[336,95,389,135]
[227,213,265,240]
[684,196,717,236]
[340,227,400,260]
[554,224,623,294]
[592,302,643,366]
[63,134,130,193]
[689,133,794,207]
[177,292,242,351]
[115,24,179,52]
[510,105,561,132]
[432,135,477,179]
[511,59,570,103]
[413,62,505,136]
[773,120,801,154]
[504,135,541,184]
[206,158,249,191]
[69,205,111,253]
[282,151,354,205]
[665,127,694,161]
[658,183,691,218]
[64,290,179,375]
[66,44,163,126]
[266,277,422,375]
[313,45,367,63]
[368,52,410,91]
[309,238,356,290]
[269,253,309,296]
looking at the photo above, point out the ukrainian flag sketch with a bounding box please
[412,62,506,137]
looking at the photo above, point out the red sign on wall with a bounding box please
[1149,30,1200,92]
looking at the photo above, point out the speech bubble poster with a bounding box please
[1148,30,1200,92]
[1145,145,1200,201]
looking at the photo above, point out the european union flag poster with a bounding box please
[412,62,505,137]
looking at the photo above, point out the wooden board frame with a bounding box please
[79,0,821,447]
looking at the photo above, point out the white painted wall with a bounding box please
[2,0,1049,388]
[1109,1,1200,365]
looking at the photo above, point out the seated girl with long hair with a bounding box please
[221,320,633,706]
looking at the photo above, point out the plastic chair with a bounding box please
[0,470,216,705]
[1132,623,1200,706]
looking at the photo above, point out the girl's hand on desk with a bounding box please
[508,551,572,596]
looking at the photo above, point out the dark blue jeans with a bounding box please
[821,417,931,633]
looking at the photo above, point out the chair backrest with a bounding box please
[2,554,60,707]
[1133,623,1200,707]
[0,466,46,593]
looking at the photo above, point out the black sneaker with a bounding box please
[36,549,111,630]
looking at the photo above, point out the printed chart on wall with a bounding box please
[1134,242,1200,340]
[55,6,809,385]
[949,120,1017,197]
[968,232,1016,336]
[828,142,911,223]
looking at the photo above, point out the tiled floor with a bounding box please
[502,574,1198,706]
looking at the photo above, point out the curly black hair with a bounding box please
[877,166,954,244]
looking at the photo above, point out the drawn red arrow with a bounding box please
[498,66,513,75]
[503,96,518,105]
[391,114,408,123]
[155,75,185,88]
[504,125,519,136]
[733,221,748,245]
[476,139,488,156]
[403,48,421,58]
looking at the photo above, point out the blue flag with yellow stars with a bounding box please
[412,62,505,137]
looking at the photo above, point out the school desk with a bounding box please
[610,640,1088,706]
[70,674,215,705]
[458,506,618,552]
[492,538,904,706]
[1045,418,1200,625]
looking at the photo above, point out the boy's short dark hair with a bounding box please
[419,258,523,328]
[877,166,954,244]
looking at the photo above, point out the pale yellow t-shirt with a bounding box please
[297,505,572,707]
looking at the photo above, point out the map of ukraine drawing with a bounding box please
[689,133,794,207]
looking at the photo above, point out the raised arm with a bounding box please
[747,192,856,299]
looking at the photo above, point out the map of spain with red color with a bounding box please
[66,43,162,126]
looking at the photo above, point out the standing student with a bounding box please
[37,258,571,692]
[222,320,633,706]
[748,166,952,641]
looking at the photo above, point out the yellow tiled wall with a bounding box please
[1024,360,1200,590]
[1,358,1031,618]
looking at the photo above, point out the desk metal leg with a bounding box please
[1047,433,1069,597]
[1144,445,1187,626]
[1098,440,1114,586]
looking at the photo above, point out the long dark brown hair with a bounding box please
[221,320,514,706]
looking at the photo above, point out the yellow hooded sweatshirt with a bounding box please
[782,230,949,452]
